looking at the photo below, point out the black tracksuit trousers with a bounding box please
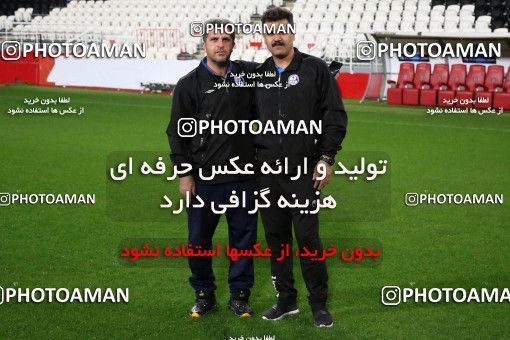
[257,172,328,310]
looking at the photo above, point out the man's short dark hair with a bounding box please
[202,18,235,42]
[261,6,294,26]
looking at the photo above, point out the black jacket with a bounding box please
[253,48,348,168]
[166,60,257,184]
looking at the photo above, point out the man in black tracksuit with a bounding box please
[166,19,257,318]
[255,7,348,327]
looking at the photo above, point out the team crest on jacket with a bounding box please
[234,75,245,86]
[288,74,300,86]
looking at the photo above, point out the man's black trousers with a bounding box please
[257,173,328,310]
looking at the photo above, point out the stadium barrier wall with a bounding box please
[0,56,368,98]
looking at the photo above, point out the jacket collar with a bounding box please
[267,47,302,73]
[199,57,233,81]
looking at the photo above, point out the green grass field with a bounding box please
[0,84,509,339]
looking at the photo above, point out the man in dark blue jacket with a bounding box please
[167,19,257,318]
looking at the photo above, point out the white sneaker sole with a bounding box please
[317,322,334,328]
[262,308,300,321]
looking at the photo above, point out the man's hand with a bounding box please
[179,175,196,197]
[313,160,332,190]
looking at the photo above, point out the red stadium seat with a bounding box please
[455,64,486,107]
[420,64,449,106]
[437,64,467,107]
[403,63,431,105]
[493,67,510,110]
[475,65,504,109]
[387,63,414,105]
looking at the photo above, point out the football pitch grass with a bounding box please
[0,84,508,339]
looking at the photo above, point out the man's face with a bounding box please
[203,32,234,64]
[263,19,295,59]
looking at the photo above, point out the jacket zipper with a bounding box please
[202,74,228,163]
[278,72,282,147]
[224,74,229,94]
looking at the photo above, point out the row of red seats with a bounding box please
[387,63,510,109]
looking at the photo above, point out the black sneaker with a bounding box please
[229,299,253,318]
[313,309,333,327]
[261,303,299,321]
[189,290,217,318]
